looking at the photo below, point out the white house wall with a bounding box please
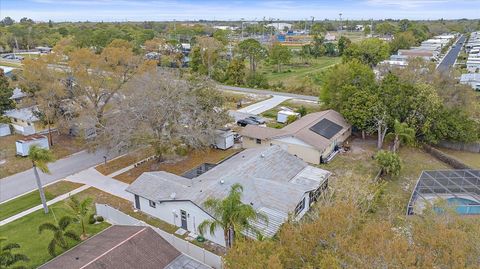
[135,195,226,247]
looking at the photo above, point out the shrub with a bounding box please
[296,106,308,116]
[95,216,104,222]
[375,150,402,176]
[88,213,96,224]
[245,73,269,89]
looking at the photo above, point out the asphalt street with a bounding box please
[437,35,465,72]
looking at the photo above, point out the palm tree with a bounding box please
[386,120,415,153]
[28,145,55,214]
[0,237,29,269]
[38,216,80,257]
[198,184,267,249]
[65,197,93,239]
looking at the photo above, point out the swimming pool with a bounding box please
[445,197,480,215]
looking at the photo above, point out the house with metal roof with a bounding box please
[240,110,351,164]
[3,106,47,135]
[460,73,480,91]
[38,225,211,269]
[126,145,330,247]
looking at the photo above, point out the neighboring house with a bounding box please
[325,33,336,41]
[0,123,10,137]
[38,225,211,269]
[4,106,46,135]
[127,146,330,247]
[240,110,351,164]
[460,73,480,91]
[9,87,27,103]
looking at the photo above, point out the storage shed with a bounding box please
[0,123,10,137]
[16,134,49,156]
[213,128,234,150]
[277,110,300,123]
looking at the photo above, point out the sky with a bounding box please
[0,0,479,22]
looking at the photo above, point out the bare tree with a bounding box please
[99,70,230,158]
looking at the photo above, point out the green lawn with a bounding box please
[437,148,480,168]
[0,189,110,268]
[261,56,340,95]
[0,181,83,221]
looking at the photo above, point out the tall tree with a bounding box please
[0,70,14,121]
[238,38,266,74]
[343,38,390,67]
[198,184,267,249]
[195,36,223,77]
[28,145,55,214]
[65,197,93,239]
[0,238,29,269]
[269,43,292,72]
[337,36,351,56]
[226,58,246,86]
[38,216,80,257]
[390,31,417,53]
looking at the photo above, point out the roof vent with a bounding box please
[170,192,176,199]
[260,154,265,158]
[220,180,225,184]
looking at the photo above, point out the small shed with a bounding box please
[277,110,300,123]
[16,134,49,157]
[0,123,11,137]
[213,128,234,150]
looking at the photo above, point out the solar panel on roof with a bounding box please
[309,119,342,139]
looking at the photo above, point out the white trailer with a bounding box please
[213,129,234,150]
[277,110,300,124]
[15,135,49,156]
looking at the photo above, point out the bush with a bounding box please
[375,150,402,176]
[296,106,308,116]
[95,216,104,222]
[88,213,96,224]
[245,73,269,89]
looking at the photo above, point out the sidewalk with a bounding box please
[0,185,90,226]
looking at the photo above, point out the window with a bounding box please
[309,181,328,205]
[294,198,305,216]
[256,139,261,144]
[149,200,156,208]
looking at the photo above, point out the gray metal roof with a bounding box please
[4,106,39,122]
[127,146,330,237]
[9,87,27,100]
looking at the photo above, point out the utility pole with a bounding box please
[241,18,244,40]
[339,13,343,33]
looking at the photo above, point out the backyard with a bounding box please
[436,148,480,168]
[261,99,324,128]
[0,133,84,178]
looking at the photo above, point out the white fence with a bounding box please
[95,203,223,269]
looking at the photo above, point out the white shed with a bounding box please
[277,110,300,123]
[15,135,49,157]
[0,124,11,137]
[213,128,234,150]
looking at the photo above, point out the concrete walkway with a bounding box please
[237,95,291,115]
[66,168,131,200]
[0,184,90,226]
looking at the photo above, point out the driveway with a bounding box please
[65,168,131,200]
[237,95,291,115]
[0,149,114,202]
[219,85,318,102]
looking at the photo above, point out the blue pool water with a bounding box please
[446,198,480,215]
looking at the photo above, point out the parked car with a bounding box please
[248,115,266,124]
[237,118,259,127]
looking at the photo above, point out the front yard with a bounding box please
[0,188,110,268]
[114,148,240,184]
[0,180,83,221]
[0,133,84,179]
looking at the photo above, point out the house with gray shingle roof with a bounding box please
[126,146,330,247]
[240,110,351,164]
[3,106,46,135]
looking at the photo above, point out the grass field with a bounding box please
[0,181,83,221]
[0,188,110,268]
[260,56,341,95]
[0,133,84,179]
[437,148,480,168]
[114,148,240,184]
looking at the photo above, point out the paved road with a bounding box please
[437,35,465,72]
[0,149,114,203]
[219,85,319,102]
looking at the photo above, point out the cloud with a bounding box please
[366,0,449,8]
